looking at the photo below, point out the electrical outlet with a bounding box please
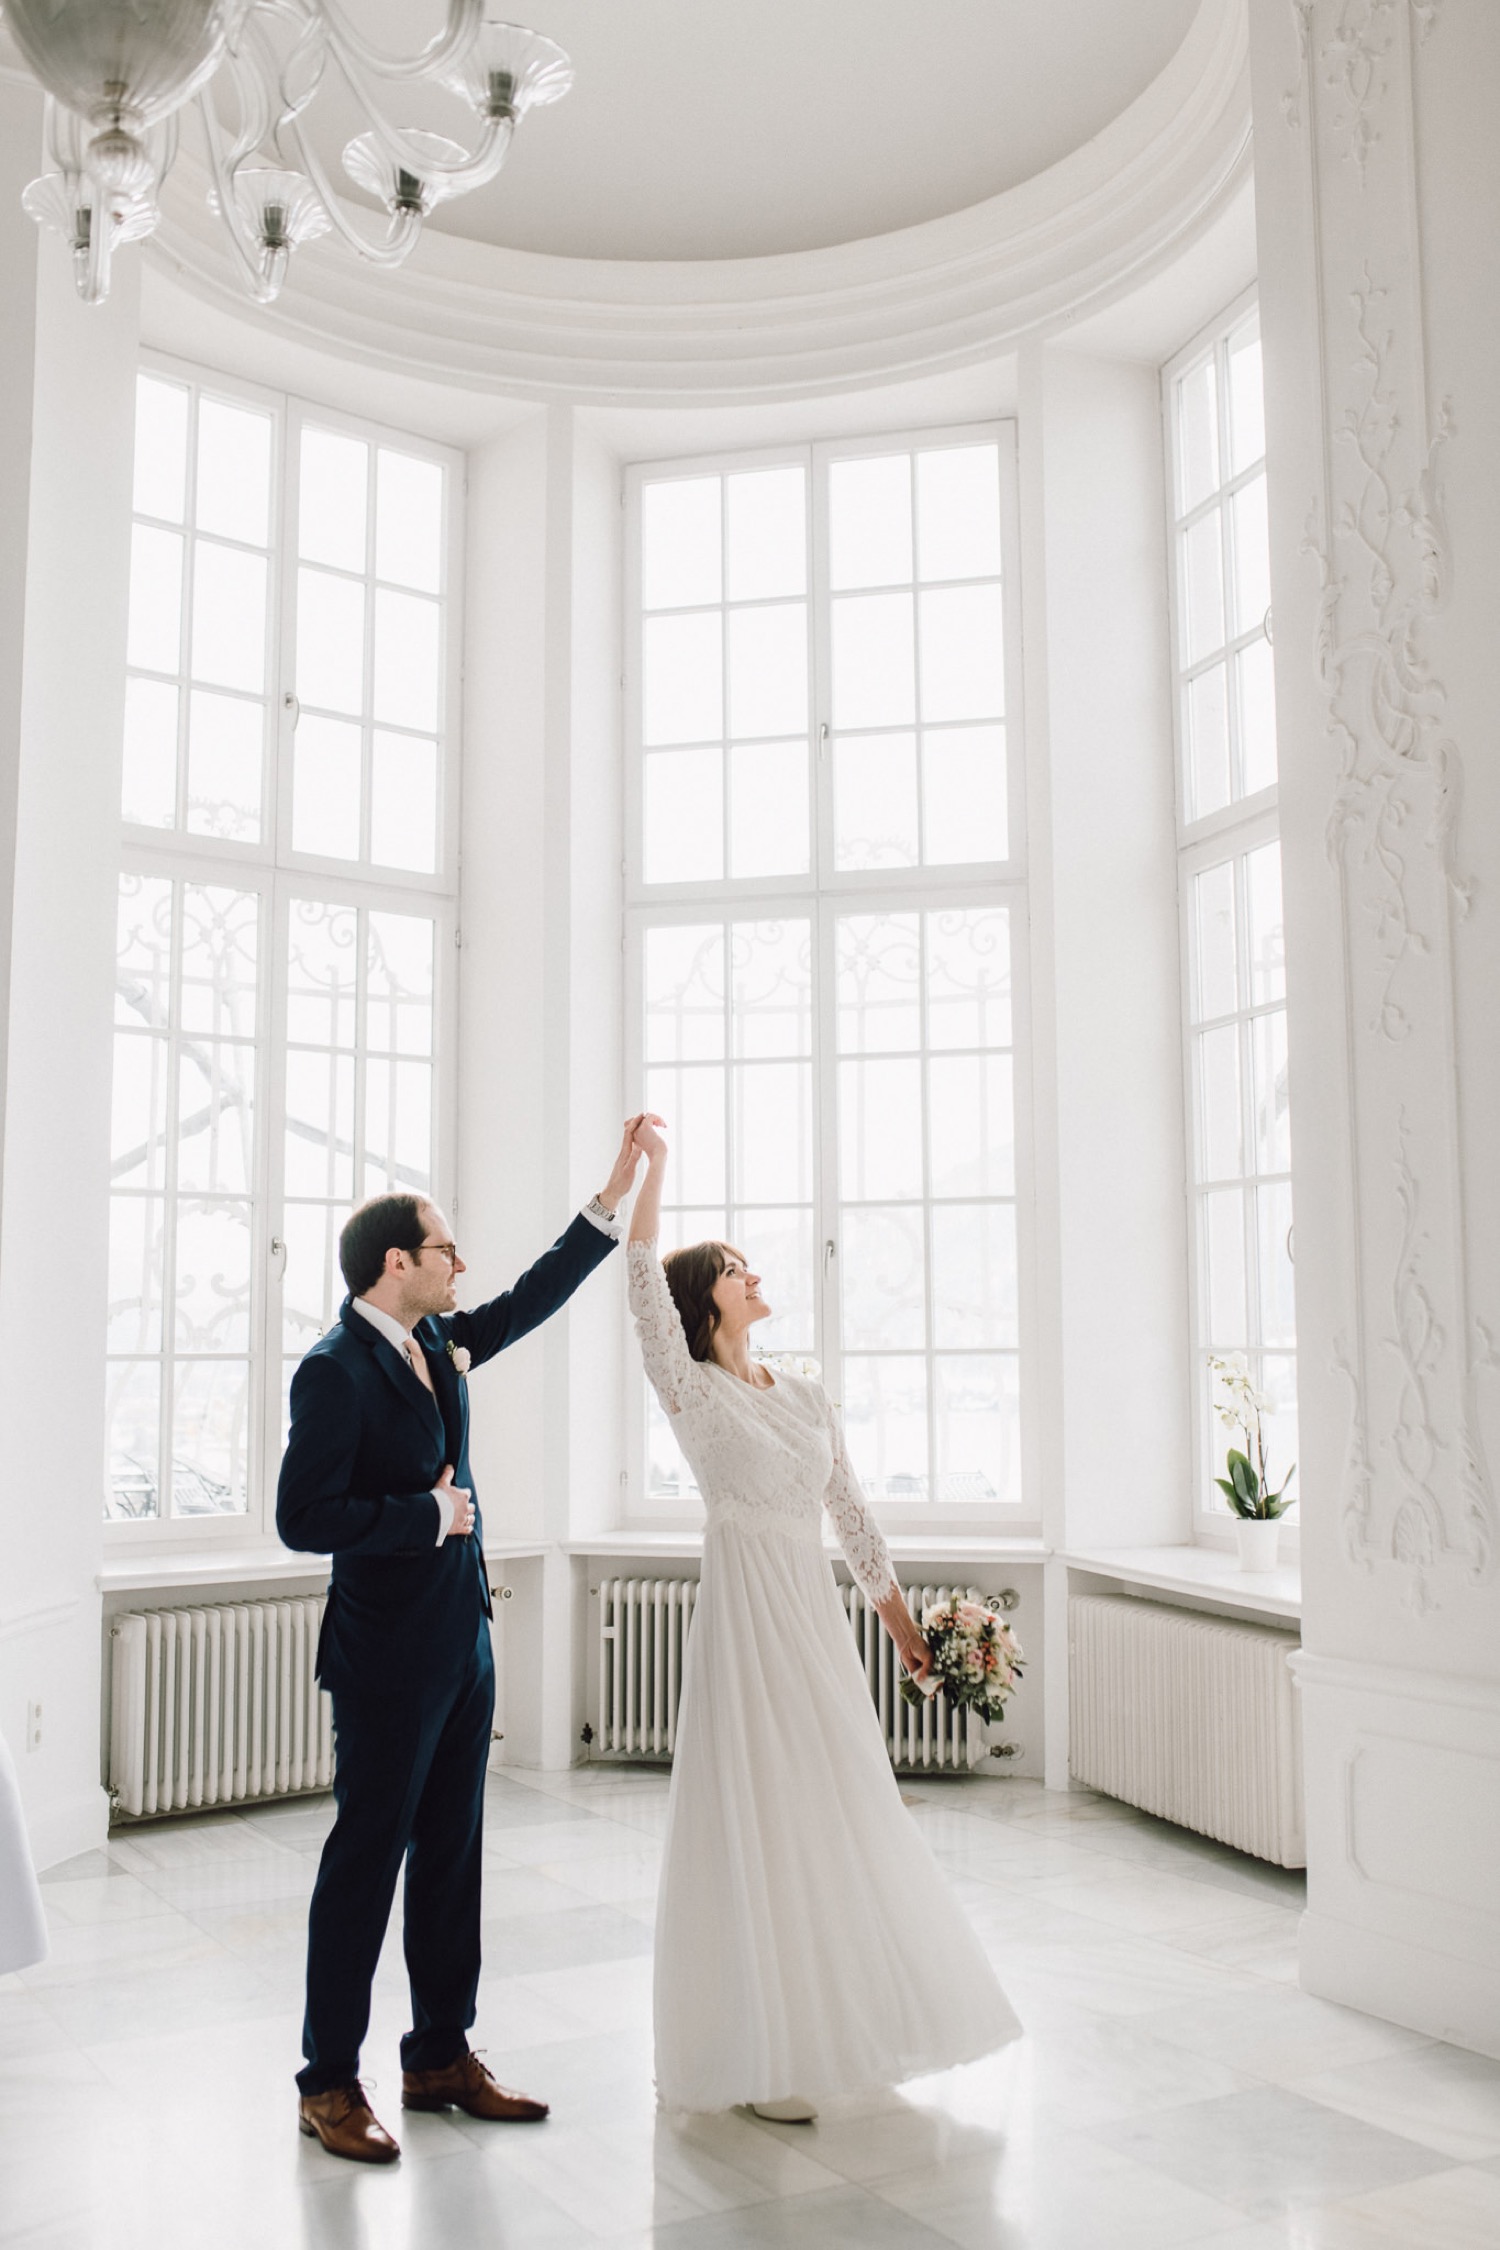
[25,1699,42,1753]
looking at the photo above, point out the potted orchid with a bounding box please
[1208,1353,1296,1571]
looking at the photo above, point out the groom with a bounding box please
[277,1123,643,2162]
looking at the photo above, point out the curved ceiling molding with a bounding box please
[145,0,1249,404]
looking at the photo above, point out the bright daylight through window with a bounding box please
[107,364,456,1533]
[1168,300,1297,1523]
[630,434,1024,1516]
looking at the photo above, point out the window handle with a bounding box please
[818,720,829,761]
[823,1237,837,1275]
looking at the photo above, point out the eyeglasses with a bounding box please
[414,1238,460,1266]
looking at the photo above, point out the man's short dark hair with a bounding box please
[339,1193,430,1296]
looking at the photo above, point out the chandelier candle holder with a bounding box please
[4,0,573,305]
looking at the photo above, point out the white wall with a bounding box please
[0,79,139,1867]
[1248,0,1500,2056]
[1020,344,1190,1558]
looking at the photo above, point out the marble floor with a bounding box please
[4,1769,1500,2250]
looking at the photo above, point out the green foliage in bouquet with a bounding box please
[899,1598,1025,1726]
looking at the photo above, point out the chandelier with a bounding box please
[4,0,573,305]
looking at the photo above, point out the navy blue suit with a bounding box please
[277,1213,615,2094]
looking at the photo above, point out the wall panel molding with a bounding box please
[1277,0,1494,1611]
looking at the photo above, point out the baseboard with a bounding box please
[28,1786,110,1873]
[1300,1907,1500,2062]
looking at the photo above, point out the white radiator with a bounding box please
[1068,1593,1305,1868]
[595,1577,985,1773]
[109,1598,333,1820]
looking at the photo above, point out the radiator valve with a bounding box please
[989,1741,1022,1760]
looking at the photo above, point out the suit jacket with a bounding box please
[276,1213,615,1693]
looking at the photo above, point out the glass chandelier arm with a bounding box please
[311,0,485,85]
[284,108,421,267]
[196,88,284,302]
[214,17,281,168]
[80,202,115,305]
[338,94,509,196]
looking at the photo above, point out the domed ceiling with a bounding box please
[333,0,1202,263]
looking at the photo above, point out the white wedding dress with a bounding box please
[629,1240,1021,2114]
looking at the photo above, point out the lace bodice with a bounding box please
[627,1240,896,1604]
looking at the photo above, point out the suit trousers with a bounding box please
[297,1619,495,2094]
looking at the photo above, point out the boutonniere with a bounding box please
[447,1342,471,1377]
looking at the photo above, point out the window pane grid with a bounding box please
[639,465,811,886]
[632,432,1021,1518]
[279,899,438,1394]
[124,374,275,843]
[111,368,456,1535]
[107,873,263,1522]
[290,415,446,876]
[1186,844,1295,1513]
[1171,312,1277,824]
[1170,305,1295,1520]
[835,905,1017,1505]
[641,914,815,1497]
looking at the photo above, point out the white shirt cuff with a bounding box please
[581,1197,623,1240]
[432,1487,456,1545]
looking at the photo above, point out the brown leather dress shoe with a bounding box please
[401,2052,549,2121]
[298,2082,401,2163]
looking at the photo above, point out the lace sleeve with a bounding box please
[626,1239,709,1418]
[821,1393,898,1604]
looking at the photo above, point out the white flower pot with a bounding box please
[1234,1517,1281,1572]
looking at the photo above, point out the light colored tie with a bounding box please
[405,1336,435,1394]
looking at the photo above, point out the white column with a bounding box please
[1021,344,1192,1553]
[459,404,623,1769]
[1020,342,1190,1788]
[0,79,139,1865]
[1248,0,1500,2054]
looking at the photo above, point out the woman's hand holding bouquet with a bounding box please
[899,1598,1024,1725]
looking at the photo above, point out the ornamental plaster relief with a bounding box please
[1287,0,1494,1606]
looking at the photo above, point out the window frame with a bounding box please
[1163,291,1298,1550]
[106,354,463,1554]
[622,424,1037,1534]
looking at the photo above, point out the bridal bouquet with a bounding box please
[900,1598,1025,1725]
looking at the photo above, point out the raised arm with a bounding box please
[624,1117,707,1417]
[443,1118,649,1369]
[821,1393,931,1681]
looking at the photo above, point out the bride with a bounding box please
[625,1114,1020,2120]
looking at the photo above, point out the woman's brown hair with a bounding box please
[662,1241,731,1362]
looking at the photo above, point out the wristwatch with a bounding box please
[584,1194,616,1224]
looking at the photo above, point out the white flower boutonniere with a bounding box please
[447,1342,472,1377]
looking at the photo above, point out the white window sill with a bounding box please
[99,1538,549,1598]
[1059,1542,1301,1622]
[569,1531,1048,1567]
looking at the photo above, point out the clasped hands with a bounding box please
[599,1111,668,1212]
